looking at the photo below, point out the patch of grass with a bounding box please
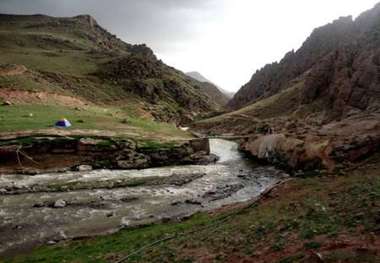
[0,48,100,75]
[271,237,286,251]
[0,104,108,131]
[138,140,178,150]
[279,254,306,263]
[95,140,117,149]
[0,74,50,92]
[197,81,304,125]
[8,213,213,263]
[323,250,380,263]
[0,104,191,141]
[304,241,322,249]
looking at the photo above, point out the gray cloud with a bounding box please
[4,0,372,92]
[0,0,222,53]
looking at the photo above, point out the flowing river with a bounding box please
[0,139,288,256]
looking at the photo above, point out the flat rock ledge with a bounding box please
[0,136,214,174]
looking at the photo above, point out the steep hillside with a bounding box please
[0,14,221,124]
[194,3,380,173]
[228,4,380,117]
[186,71,230,107]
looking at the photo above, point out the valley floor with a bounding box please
[0,104,192,142]
[5,153,380,263]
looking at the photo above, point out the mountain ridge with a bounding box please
[228,3,380,116]
[193,2,380,175]
[186,71,234,99]
[0,13,224,124]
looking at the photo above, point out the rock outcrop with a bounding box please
[0,136,214,174]
[228,3,380,118]
[240,114,380,173]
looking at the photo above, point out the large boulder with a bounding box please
[241,115,380,173]
[241,134,330,172]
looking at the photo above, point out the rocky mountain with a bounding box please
[194,3,380,174]
[185,71,230,106]
[187,71,234,98]
[186,71,231,109]
[0,14,223,124]
[186,71,211,83]
[228,3,380,118]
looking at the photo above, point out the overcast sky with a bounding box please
[1,0,379,92]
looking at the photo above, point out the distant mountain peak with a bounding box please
[186,71,212,83]
[186,71,234,98]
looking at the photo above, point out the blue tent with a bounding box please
[55,118,72,128]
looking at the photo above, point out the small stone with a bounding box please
[77,165,92,172]
[47,240,57,245]
[120,217,130,227]
[33,202,45,208]
[184,199,202,205]
[106,212,114,217]
[54,199,67,208]
[0,188,7,194]
[120,118,130,124]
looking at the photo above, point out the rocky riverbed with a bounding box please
[0,139,288,256]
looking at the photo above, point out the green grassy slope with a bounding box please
[0,104,192,141]
[0,14,223,128]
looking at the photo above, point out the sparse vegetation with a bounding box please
[138,140,179,150]
[8,155,380,262]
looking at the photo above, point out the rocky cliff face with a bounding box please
[303,8,380,118]
[228,3,380,117]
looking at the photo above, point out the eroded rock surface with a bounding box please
[0,136,213,174]
[241,114,380,173]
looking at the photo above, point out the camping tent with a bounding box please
[55,118,72,128]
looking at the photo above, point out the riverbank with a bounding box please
[0,132,213,175]
[6,153,379,263]
[0,139,287,258]
[193,112,380,175]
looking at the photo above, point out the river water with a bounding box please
[0,139,287,256]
